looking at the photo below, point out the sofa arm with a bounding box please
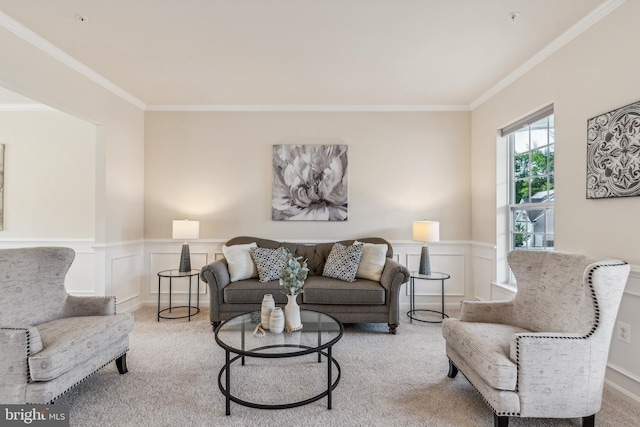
[200,258,231,326]
[380,258,410,291]
[511,333,598,417]
[63,295,117,317]
[380,258,410,329]
[459,300,515,323]
[0,326,43,404]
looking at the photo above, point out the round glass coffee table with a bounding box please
[215,309,343,415]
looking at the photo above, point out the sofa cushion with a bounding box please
[250,247,284,282]
[29,313,134,381]
[322,243,364,282]
[302,276,385,305]
[223,242,258,282]
[355,241,387,281]
[442,319,529,391]
[223,278,285,304]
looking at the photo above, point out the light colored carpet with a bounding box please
[56,307,640,427]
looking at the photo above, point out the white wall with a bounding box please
[0,24,145,309]
[470,0,640,405]
[0,110,95,238]
[144,111,472,242]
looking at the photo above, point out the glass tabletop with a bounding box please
[410,271,450,280]
[158,269,200,277]
[215,310,343,357]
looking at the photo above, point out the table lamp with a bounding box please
[173,219,200,272]
[412,220,440,275]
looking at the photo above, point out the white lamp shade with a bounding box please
[172,220,200,240]
[412,220,440,242]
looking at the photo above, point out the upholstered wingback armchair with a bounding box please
[442,250,630,427]
[0,247,134,404]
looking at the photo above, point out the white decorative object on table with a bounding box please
[285,294,302,332]
[279,248,309,332]
[269,307,285,333]
[261,294,275,330]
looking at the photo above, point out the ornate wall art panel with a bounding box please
[272,144,348,221]
[587,100,640,199]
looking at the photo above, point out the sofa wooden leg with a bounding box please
[116,354,128,374]
[494,414,509,427]
[583,414,595,427]
[388,324,398,334]
[211,320,221,332]
[447,359,458,378]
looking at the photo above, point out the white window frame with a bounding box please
[498,105,554,284]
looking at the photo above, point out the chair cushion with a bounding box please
[303,276,385,305]
[223,279,285,304]
[442,319,530,391]
[29,314,134,381]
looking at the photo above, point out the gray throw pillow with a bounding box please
[322,242,364,282]
[250,247,284,282]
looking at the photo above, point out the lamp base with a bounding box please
[418,246,431,276]
[179,243,191,273]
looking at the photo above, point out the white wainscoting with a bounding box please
[143,239,474,313]
[0,239,144,312]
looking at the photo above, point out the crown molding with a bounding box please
[0,11,146,110]
[469,0,627,110]
[0,103,55,111]
[1,0,626,114]
[145,104,471,112]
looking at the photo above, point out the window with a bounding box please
[504,107,554,252]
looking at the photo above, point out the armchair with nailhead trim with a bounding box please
[0,247,133,404]
[442,250,630,427]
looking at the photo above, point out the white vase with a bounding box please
[285,293,303,332]
[269,307,285,333]
[261,294,275,330]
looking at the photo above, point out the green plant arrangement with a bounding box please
[278,247,309,296]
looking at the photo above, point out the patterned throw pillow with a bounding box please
[354,241,387,281]
[223,243,258,282]
[249,247,285,283]
[322,242,364,282]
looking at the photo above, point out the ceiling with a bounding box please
[0,0,619,110]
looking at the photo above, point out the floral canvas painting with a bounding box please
[272,144,348,221]
[587,100,640,199]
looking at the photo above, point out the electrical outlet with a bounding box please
[616,321,631,344]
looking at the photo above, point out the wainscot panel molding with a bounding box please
[143,239,474,313]
[0,239,144,312]
[469,241,640,408]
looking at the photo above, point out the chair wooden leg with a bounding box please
[116,353,128,374]
[494,414,509,427]
[388,323,398,335]
[583,414,595,427]
[211,321,221,332]
[447,359,458,378]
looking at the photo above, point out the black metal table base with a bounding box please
[219,344,341,415]
[408,272,450,325]
[158,305,200,320]
[407,309,449,324]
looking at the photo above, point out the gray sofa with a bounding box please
[201,237,410,334]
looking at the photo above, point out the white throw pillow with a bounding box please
[223,243,258,282]
[354,241,387,281]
